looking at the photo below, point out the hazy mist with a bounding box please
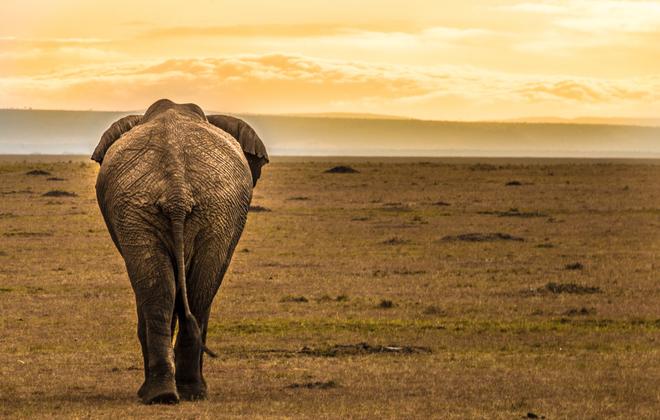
[1,109,658,158]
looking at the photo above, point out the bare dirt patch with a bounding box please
[373,269,426,277]
[381,202,412,212]
[3,231,54,237]
[478,208,547,218]
[422,306,448,316]
[286,380,338,390]
[280,296,309,303]
[563,307,595,316]
[469,163,498,171]
[1,189,34,195]
[531,282,601,295]
[316,294,349,303]
[441,232,524,242]
[299,343,432,357]
[381,237,410,245]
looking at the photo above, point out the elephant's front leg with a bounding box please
[124,244,179,404]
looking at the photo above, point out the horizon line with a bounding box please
[2,153,659,161]
[1,107,659,128]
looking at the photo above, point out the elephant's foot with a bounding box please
[137,381,147,399]
[176,381,208,401]
[140,377,179,404]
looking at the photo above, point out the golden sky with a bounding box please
[1,0,659,120]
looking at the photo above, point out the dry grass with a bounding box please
[0,156,659,419]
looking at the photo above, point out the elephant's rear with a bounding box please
[179,121,254,257]
[95,113,253,257]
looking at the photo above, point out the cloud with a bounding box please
[507,2,565,14]
[518,80,649,102]
[142,24,357,39]
[506,1,660,33]
[0,37,118,61]
[1,53,657,119]
[138,23,496,50]
[0,36,111,48]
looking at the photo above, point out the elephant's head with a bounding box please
[91,99,269,186]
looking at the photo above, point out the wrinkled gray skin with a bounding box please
[92,99,268,404]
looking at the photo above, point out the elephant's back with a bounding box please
[179,120,254,214]
[96,112,252,238]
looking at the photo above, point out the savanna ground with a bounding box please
[0,155,658,419]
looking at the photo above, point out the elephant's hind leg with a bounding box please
[174,240,230,401]
[123,243,179,404]
[136,309,149,399]
[174,302,211,401]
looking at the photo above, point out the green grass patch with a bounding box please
[208,317,660,337]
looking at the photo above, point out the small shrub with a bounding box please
[299,342,431,357]
[286,380,338,389]
[542,282,600,295]
[422,306,447,316]
[441,233,524,242]
[536,243,554,248]
[280,295,309,303]
[381,237,409,245]
[564,262,584,270]
[378,299,395,309]
[563,307,594,316]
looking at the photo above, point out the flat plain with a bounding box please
[0,156,658,419]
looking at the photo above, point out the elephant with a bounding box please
[91,99,268,404]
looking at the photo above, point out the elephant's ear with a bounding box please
[207,115,269,187]
[91,115,142,164]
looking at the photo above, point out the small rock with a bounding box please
[325,166,358,174]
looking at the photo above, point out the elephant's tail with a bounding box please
[172,215,218,358]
